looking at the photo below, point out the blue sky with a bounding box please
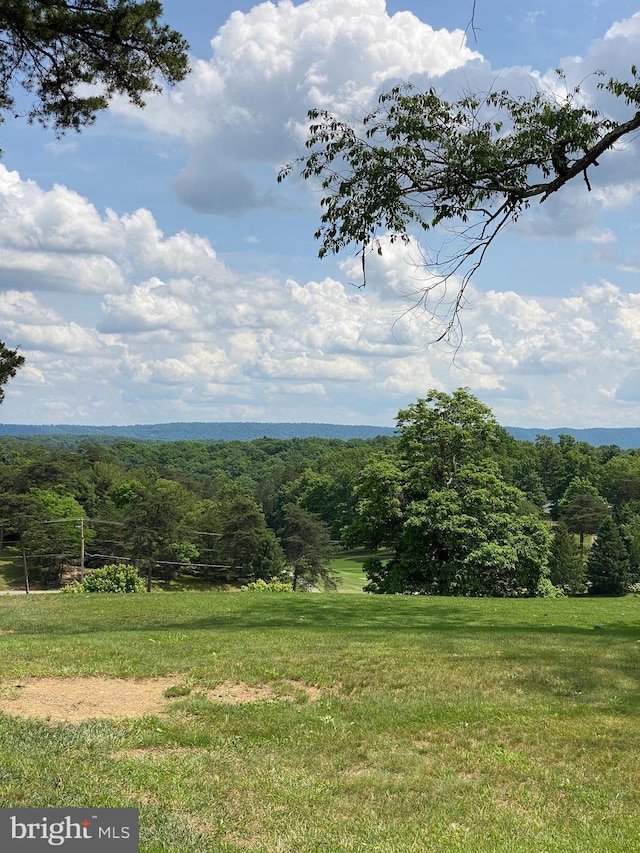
[2,0,640,428]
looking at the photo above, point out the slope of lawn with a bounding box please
[0,591,639,852]
[330,548,391,592]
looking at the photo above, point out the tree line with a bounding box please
[1,388,639,595]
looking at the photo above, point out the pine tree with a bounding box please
[281,504,338,591]
[549,522,585,594]
[587,517,630,596]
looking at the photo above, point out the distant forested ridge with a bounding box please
[0,421,397,442]
[1,421,640,448]
[506,427,640,450]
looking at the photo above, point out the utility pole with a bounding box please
[78,516,85,582]
[37,516,87,581]
[19,530,29,594]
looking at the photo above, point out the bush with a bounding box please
[82,563,146,593]
[241,577,293,593]
[535,577,566,599]
[61,580,86,594]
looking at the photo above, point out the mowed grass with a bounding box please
[330,548,392,592]
[0,592,639,852]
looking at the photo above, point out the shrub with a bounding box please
[61,580,86,594]
[535,577,566,599]
[241,577,293,593]
[82,563,146,593]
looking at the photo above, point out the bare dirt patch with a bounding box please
[0,677,178,722]
[0,677,326,722]
[205,679,323,704]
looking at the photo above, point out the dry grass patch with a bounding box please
[0,676,326,722]
[204,679,324,704]
[0,676,178,722]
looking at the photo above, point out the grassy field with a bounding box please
[329,548,391,592]
[0,591,639,852]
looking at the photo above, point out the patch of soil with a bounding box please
[204,679,323,704]
[0,677,325,722]
[0,677,177,722]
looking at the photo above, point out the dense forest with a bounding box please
[0,422,397,442]
[1,389,638,596]
[5,421,640,450]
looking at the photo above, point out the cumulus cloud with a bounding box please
[0,165,232,295]
[4,4,640,428]
[4,158,640,429]
[113,0,479,215]
[107,0,640,247]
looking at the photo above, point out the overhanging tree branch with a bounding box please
[280,67,640,342]
[0,340,24,404]
[0,1,189,136]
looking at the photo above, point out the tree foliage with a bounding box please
[280,68,640,338]
[559,480,610,555]
[280,503,337,591]
[0,340,24,404]
[6,420,640,595]
[348,389,551,596]
[548,521,585,594]
[21,484,89,584]
[0,0,189,139]
[587,516,630,596]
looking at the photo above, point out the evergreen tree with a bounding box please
[548,521,585,594]
[0,341,25,404]
[559,478,610,556]
[587,517,630,596]
[0,1,189,138]
[281,504,337,591]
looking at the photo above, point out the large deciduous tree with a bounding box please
[347,389,551,596]
[281,68,640,339]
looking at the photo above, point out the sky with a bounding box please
[2,0,640,428]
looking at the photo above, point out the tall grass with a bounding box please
[0,592,639,852]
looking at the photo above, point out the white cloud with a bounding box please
[5,6,640,428]
[0,165,233,296]
[4,182,640,426]
[113,0,478,215]
[105,0,640,258]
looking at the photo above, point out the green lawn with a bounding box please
[0,592,639,852]
[330,548,392,592]
[0,553,26,591]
